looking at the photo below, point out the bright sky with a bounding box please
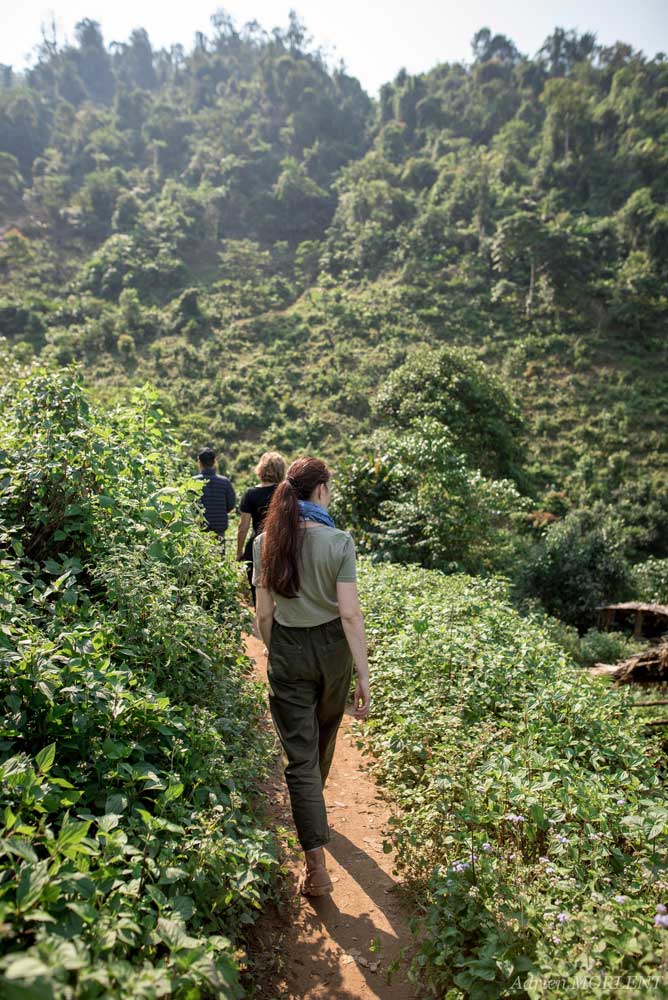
[2,0,667,95]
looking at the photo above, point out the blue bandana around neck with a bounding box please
[298,499,336,528]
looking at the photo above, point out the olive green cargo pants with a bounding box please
[267,617,353,851]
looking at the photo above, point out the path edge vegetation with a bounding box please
[356,561,668,999]
[0,363,289,998]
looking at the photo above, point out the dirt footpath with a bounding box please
[245,634,420,1000]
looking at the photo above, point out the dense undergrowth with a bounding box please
[0,366,280,998]
[358,561,668,999]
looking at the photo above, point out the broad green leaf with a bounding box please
[146,884,168,908]
[3,837,38,863]
[97,813,121,834]
[154,917,198,951]
[105,793,127,815]
[35,744,56,774]
[3,805,17,831]
[648,816,666,840]
[171,895,195,921]
[161,782,184,804]
[16,861,50,909]
[56,820,91,853]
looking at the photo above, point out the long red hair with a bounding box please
[259,457,331,598]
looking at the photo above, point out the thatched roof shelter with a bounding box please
[596,602,668,640]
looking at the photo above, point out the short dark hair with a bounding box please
[198,447,216,467]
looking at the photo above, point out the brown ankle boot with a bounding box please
[298,847,333,897]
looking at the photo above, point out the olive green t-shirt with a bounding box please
[252,525,357,627]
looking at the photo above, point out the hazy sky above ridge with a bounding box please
[1,0,667,95]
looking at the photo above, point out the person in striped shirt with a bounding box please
[195,447,236,554]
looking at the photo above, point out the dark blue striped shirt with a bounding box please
[195,470,236,534]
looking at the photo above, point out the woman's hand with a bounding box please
[353,676,370,720]
[337,582,371,721]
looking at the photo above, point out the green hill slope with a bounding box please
[1,16,668,570]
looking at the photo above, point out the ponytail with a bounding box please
[260,457,330,598]
[260,479,301,597]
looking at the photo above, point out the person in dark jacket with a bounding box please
[195,447,236,554]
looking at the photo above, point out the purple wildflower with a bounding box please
[506,812,525,824]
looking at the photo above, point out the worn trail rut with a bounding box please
[245,634,420,1000]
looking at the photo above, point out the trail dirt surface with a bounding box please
[245,634,420,1000]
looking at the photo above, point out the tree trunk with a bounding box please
[526,252,535,318]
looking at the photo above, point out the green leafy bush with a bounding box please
[573,628,646,669]
[632,557,668,605]
[333,420,524,574]
[520,510,632,628]
[0,369,280,998]
[372,344,525,481]
[79,234,185,300]
[358,561,668,999]
[531,618,645,669]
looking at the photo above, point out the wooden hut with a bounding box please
[596,602,668,641]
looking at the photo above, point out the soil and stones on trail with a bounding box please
[244,634,420,1000]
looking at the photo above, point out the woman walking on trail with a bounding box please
[253,457,371,897]
[236,451,286,607]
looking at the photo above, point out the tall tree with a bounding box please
[74,20,115,104]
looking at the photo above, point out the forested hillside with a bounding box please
[2,17,668,614]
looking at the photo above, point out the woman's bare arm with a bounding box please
[256,586,275,649]
[336,581,370,720]
[236,512,252,560]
